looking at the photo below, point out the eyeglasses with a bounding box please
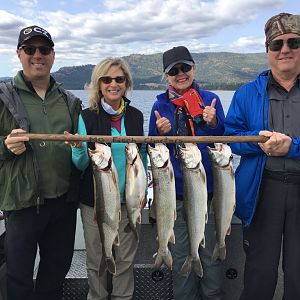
[268,37,300,52]
[19,45,53,55]
[99,76,126,84]
[167,63,193,76]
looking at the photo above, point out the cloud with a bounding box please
[0,0,286,76]
[230,36,265,51]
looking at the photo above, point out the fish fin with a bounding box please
[180,256,192,276]
[212,244,226,261]
[149,201,156,219]
[174,209,177,220]
[205,212,208,224]
[106,257,117,275]
[114,233,120,246]
[200,237,205,248]
[169,230,175,244]
[137,213,142,224]
[226,225,231,236]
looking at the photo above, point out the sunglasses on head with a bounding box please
[167,63,193,76]
[19,45,53,55]
[99,76,126,84]
[268,37,300,52]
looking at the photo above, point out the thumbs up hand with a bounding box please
[203,98,217,128]
[155,110,172,135]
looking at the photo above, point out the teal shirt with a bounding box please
[72,114,148,202]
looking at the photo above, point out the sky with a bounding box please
[0,0,299,77]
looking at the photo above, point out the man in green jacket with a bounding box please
[0,25,81,300]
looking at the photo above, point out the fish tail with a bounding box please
[212,244,226,261]
[154,249,173,270]
[193,257,203,278]
[180,255,203,277]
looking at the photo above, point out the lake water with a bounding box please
[70,89,234,134]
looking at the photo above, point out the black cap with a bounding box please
[163,46,195,73]
[17,25,54,49]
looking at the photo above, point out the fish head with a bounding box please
[89,143,112,170]
[148,143,169,168]
[178,143,202,169]
[207,143,233,167]
[125,143,139,165]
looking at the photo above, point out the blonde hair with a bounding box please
[85,57,133,112]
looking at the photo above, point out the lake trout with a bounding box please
[178,143,207,278]
[124,143,147,241]
[207,143,235,261]
[89,143,121,276]
[148,143,176,270]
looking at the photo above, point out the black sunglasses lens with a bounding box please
[101,77,112,84]
[167,64,192,76]
[21,45,52,55]
[288,38,300,49]
[22,46,36,55]
[269,38,300,51]
[115,76,126,83]
[182,64,192,73]
[269,40,283,51]
[100,76,126,84]
[39,46,52,55]
[167,68,178,76]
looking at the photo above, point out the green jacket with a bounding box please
[0,71,82,211]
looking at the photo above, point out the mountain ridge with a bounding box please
[2,52,269,90]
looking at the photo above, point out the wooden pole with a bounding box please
[11,133,269,144]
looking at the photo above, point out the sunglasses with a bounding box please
[268,37,300,52]
[19,45,53,55]
[99,76,126,84]
[167,63,193,76]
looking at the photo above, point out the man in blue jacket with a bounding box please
[225,13,300,300]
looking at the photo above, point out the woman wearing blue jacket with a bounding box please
[148,46,225,300]
[225,12,300,300]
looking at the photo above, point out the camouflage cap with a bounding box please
[265,13,300,47]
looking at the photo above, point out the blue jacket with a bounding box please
[224,70,300,225]
[148,85,225,195]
